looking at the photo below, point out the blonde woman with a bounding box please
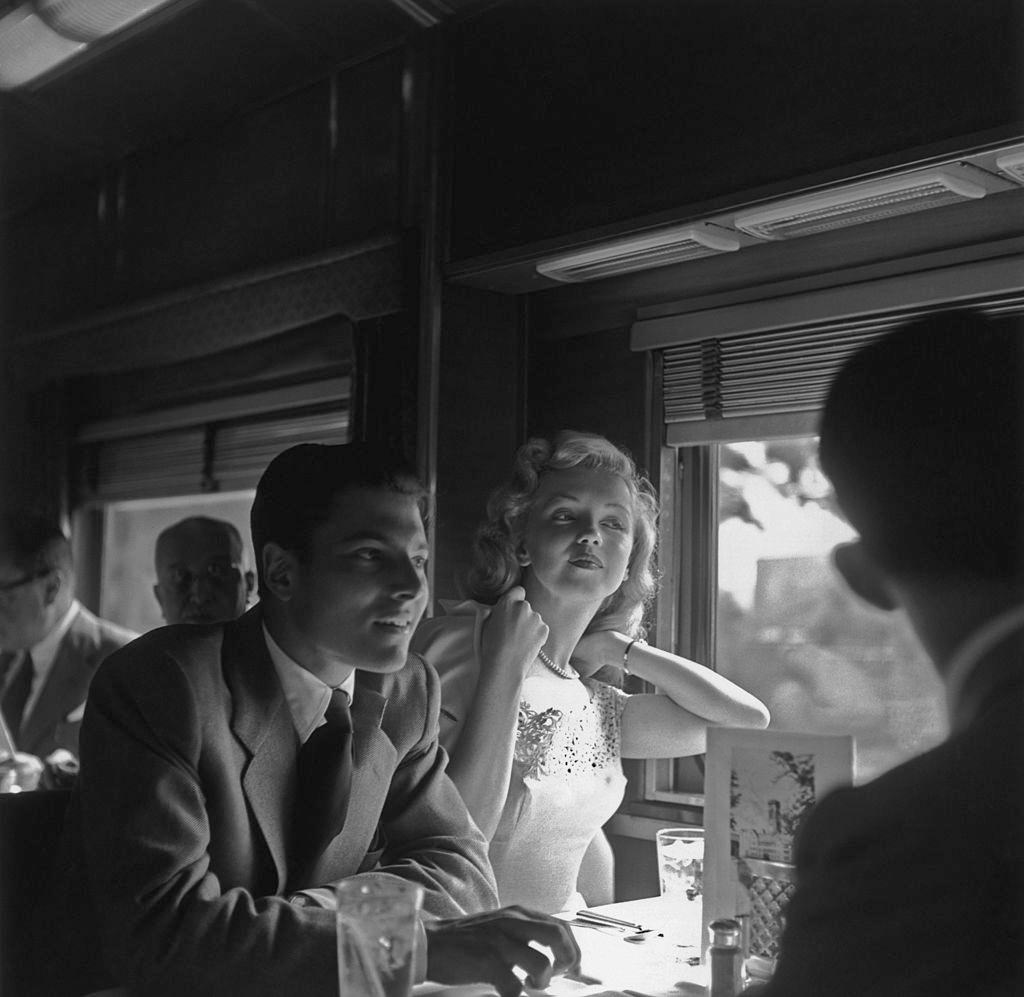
[412,431,769,913]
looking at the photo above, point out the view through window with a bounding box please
[714,437,947,784]
[654,436,949,801]
[97,492,256,635]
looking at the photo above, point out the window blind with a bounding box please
[212,407,350,494]
[663,316,903,444]
[80,427,208,500]
[649,273,1024,445]
[75,381,350,502]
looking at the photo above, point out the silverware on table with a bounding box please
[573,909,645,932]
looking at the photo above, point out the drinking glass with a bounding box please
[656,827,704,900]
[336,879,423,997]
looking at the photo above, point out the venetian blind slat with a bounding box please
[212,407,350,492]
[662,295,1024,444]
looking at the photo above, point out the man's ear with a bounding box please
[41,569,63,608]
[153,583,169,621]
[261,544,297,602]
[833,541,899,611]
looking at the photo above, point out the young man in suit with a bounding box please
[63,443,579,997]
[0,512,137,763]
[153,515,255,625]
[751,309,1024,996]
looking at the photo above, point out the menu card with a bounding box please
[701,726,855,967]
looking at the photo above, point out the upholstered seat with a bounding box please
[0,789,107,997]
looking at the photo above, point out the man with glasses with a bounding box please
[0,511,136,766]
[153,516,255,626]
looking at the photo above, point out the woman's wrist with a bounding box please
[621,635,648,675]
[477,653,530,693]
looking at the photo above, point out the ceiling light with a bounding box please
[33,0,178,43]
[536,225,741,283]
[733,169,988,241]
[994,149,1024,186]
[0,5,84,88]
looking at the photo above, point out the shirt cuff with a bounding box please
[287,887,337,909]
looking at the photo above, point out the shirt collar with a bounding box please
[943,602,1024,732]
[261,623,355,744]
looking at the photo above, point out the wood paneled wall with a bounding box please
[0,48,412,515]
[447,0,1024,260]
[431,284,524,604]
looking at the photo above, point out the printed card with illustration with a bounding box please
[701,726,854,964]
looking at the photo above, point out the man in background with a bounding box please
[153,515,254,625]
[0,512,137,783]
[752,309,1023,996]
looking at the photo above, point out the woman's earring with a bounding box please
[623,568,630,581]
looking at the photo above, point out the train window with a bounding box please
[94,492,256,635]
[646,436,947,804]
[71,377,351,634]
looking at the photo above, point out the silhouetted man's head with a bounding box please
[820,309,1024,589]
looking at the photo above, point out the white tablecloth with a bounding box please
[416,894,710,997]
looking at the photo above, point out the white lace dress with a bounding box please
[411,601,628,913]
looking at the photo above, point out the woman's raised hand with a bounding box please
[570,629,624,679]
[480,585,549,683]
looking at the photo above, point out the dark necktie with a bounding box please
[291,688,354,883]
[1,651,34,748]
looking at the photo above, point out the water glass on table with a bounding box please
[656,826,704,901]
[336,879,423,997]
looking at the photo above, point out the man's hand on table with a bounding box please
[425,905,582,997]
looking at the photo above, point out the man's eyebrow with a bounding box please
[333,530,430,550]
[334,530,390,543]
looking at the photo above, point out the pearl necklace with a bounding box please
[537,648,576,680]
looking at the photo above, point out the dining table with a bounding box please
[415,893,712,997]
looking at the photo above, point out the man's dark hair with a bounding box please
[250,443,428,597]
[0,510,72,575]
[819,309,1024,580]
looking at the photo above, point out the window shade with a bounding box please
[76,382,350,502]
[80,426,208,500]
[648,264,1024,445]
[212,407,350,493]
[663,316,902,444]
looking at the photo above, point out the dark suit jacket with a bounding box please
[61,606,497,997]
[758,657,1024,996]
[19,604,136,758]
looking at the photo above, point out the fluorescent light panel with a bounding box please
[35,0,177,42]
[733,169,988,241]
[994,149,1024,186]
[0,0,180,89]
[536,225,741,283]
[0,6,85,88]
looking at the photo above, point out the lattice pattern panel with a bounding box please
[749,874,796,961]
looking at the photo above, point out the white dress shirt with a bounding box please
[261,623,355,744]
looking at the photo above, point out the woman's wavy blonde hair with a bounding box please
[466,431,660,636]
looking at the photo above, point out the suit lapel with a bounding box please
[20,609,96,754]
[223,608,297,892]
